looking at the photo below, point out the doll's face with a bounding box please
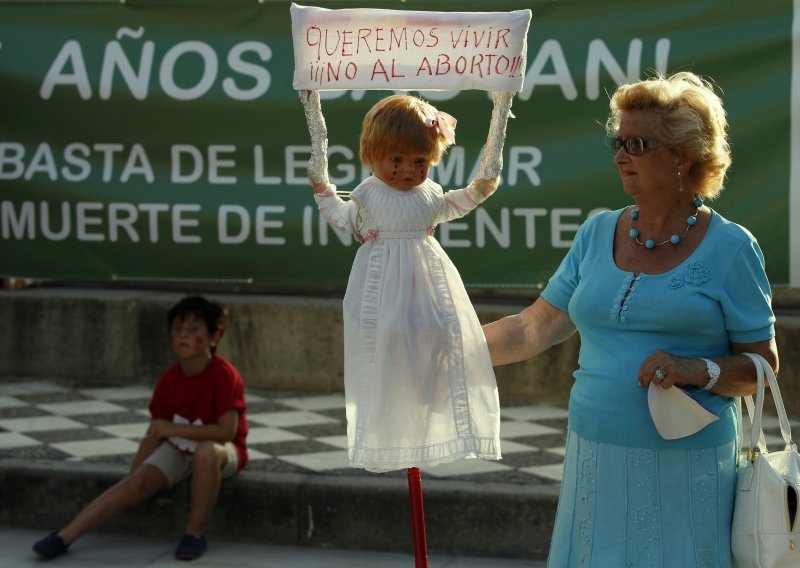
[372,151,430,191]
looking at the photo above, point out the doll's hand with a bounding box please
[299,90,330,186]
[468,178,500,199]
[311,179,330,193]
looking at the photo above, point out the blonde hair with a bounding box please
[359,95,452,167]
[606,72,731,200]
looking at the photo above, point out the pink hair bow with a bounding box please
[424,111,457,144]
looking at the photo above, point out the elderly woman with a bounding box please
[483,72,778,566]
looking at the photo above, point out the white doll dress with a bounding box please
[315,176,501,472]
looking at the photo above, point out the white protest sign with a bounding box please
[291,3,531,92]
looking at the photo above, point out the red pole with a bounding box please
[407,467,429,568]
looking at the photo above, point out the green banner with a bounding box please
[0,0,795,290]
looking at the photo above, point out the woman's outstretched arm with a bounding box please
[482,297,576,366]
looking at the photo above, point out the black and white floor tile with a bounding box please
[2,380,796,484]
[20,379,796,487]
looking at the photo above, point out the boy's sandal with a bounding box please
[32,532,69,560]
[174,533,207,561]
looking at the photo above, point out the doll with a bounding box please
[301,90,514,472]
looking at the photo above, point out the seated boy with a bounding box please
[33,295,248,561]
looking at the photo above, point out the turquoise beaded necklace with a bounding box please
[629,196,703,249]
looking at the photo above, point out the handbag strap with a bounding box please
[737,395,766,455]
[739,354,767,454]
[740,352,796,456]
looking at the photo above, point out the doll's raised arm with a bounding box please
[469,91,515,199]
[435,92,516,225]
[300,90,360,234]
[299,90,331,192]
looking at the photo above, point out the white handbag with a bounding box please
[731,352,800,567]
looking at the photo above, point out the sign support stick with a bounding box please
[407,466,429,567]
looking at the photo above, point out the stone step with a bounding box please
[0,460,558,560]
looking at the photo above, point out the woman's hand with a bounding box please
[638,339,778,396]
[638,350,707,390]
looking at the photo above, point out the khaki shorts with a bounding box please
[144,441,238,487]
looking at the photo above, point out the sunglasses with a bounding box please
[609,136,662,155]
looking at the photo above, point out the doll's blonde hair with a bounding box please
[606,72,731,200]
[359,95,452,167]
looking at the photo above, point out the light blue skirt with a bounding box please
[547,429,736,567]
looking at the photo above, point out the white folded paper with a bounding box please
[648,383,719,440]
[168,414,203,453]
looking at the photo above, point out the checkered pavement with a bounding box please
[1,380,797,484]
[0,380,574,484]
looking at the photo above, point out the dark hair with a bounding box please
[167,296,228,353]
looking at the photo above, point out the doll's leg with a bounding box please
[184,440,230,537]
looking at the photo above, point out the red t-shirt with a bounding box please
[149,355,248,472]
